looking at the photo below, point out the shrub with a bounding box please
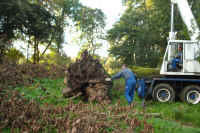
[131,66,160,78]
[0,62,67,89]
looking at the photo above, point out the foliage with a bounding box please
[40,50,72,66]
[30,0,105,61]
[0,62,67,89]
[197,55,200,63]
[0,0,57,63]
[0,35,12,63]
[104,56,123,74]
[0,0,106,63]
[5,48,25,64]
[107,0,163,67]
[104,56,160,77]
[131,66,160,78]
[77,8,105,55]
[67,1,106,55]
[107,0,200,67]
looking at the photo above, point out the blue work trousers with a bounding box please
[125,78,136,104]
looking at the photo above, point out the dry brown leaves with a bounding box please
[0,62,66,89]
[0,90,154,133]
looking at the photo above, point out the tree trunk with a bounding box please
[33,38,40,64]
[33,39,37,64]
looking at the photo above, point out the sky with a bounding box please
[63,0,125,58]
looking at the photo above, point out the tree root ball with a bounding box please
[63,50,112,102]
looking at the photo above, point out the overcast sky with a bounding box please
[63,0,125,58]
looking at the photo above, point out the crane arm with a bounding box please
[173,0,200,40]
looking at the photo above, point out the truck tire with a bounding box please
[180,85,200,104]
[153,83,175,102]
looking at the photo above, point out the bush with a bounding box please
[109,65,160,78]
[131,66,160,78]
[0,62,67,89]
[5,48,25,64]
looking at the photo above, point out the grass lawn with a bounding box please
[112,79,200,133]
[3,78,200,133]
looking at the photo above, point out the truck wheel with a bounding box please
[180,85,200,104]
[153,83,175,102]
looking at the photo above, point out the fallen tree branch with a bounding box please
[66,92,82,101]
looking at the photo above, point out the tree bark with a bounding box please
[33,38,40,64]
[40,34,54,58]
[33,39,37,64]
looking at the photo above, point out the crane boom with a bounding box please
[151,0,200,104]
[174,0,200,40]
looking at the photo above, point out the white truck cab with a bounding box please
[144,0,200,104]
[160,40,200,75]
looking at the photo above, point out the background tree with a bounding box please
[0,0,56,63]
[0,0,106,63]
[38,0,106,56]
[76,7,105,55]
[107,0,200,67]
[40,49,71,66]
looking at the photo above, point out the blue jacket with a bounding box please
[111,68,136,81]
[172,58,181,69]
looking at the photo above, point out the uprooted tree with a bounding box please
[63,50,112,102]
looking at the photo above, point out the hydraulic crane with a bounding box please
[145,0,200,104]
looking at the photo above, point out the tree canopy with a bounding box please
[0,0,106,63]
[107,0,200,67]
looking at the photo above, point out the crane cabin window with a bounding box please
[184,43,200,60]
[168,42,183,61]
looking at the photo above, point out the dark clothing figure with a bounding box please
[177,52,183,63]
[137,79,146,99]
[170,56,182,72]
[111,68,137,104]
[172,58,181,70]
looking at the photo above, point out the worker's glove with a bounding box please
[105,78,111,81]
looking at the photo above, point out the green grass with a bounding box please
[4,78,200,133]
[14,78,68,106]
[148,118,200,133]
[111,79,200,132]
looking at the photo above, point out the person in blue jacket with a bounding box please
[170,56,182,71]
[106,64,137,105]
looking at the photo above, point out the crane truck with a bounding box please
[143,0,200,104]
